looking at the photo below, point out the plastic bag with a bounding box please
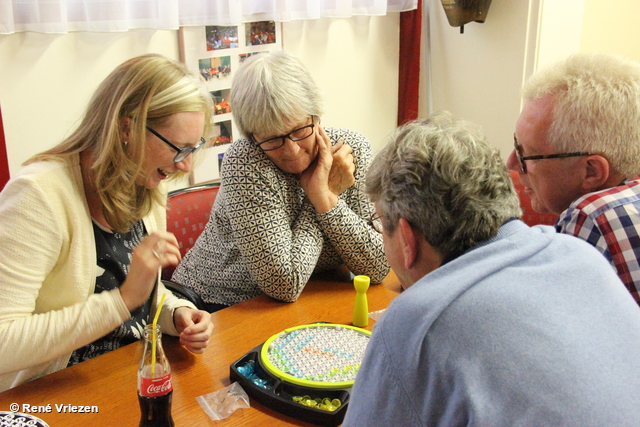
[196,382,250,421]
[369,308,386,322]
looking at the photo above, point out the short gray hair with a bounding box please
[366,111,522,259]
[523,52,640,178]
[230,50,324,138]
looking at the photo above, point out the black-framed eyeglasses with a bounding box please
[513,133,590,174]
[368,212,384,234]
[147,126,207,163]
[250,117,315,152]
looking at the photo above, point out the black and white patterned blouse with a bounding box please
[172,127,390,306]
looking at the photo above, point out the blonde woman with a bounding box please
[0,54,214,391]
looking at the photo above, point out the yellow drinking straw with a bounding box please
[151,292,167,377]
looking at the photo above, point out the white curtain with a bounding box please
[0,0,418,34]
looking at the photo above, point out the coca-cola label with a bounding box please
[139,373,173,397]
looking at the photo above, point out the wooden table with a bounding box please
[0,269,401,426]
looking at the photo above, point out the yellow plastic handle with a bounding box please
[353,275,370,293]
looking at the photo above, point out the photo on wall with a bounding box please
[210,89,231,116]
[239,51,270,63]
[206,25,239,51]
[198,56,231,81]
[245,21,277,46]
[179,23,282,183]
[210,120,233,147]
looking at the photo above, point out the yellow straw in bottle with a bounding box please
[151,292,167,377]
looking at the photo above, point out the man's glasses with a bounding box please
[147,126,207,163]
[368,212,384,234]
[251,117,315,152]
[513,133,589,173]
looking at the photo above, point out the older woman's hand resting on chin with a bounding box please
[299,125,356,214]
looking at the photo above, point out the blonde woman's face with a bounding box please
[141,111,205,189]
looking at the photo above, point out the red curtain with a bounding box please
[397,0,423,126]
[0,106,9,191]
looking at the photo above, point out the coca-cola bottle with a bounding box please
[138,324,174,427]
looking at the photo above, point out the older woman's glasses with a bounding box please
[368,212,384,234]
[147,126,207,163]
[251,117,315,152]
[513,133,589,174]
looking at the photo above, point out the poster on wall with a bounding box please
[179,22,282,184]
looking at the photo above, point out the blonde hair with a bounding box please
[27,54,213,232]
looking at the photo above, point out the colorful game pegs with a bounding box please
[292,395,342,412]
[237,359,274,389]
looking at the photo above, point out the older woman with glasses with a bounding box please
[172,50,389,311]
[0,54,214,392]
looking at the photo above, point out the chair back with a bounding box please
[0,106,10,191]
[163,182,220,279]
[509,170,558,227]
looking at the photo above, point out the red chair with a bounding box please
[0,106,10,191]
[509,170,558,227]
[162,182,220,281]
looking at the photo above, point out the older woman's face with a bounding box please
[141,111,205,189]
[253,116,319,175]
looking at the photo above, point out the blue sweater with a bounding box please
[343,220,640,427]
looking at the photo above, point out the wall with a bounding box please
[424,0,586,158]
[424,0,536,158]
[580,0,640,62]
[5,0,637,181]
[0,14,399,187]
[284,15,399,154]
[0,30,180,175]
[424,0,640,159]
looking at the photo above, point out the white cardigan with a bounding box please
[0,154,194,391]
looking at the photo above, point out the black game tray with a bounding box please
[229,323,371,426]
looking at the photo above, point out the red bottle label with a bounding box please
[139,373,173,397]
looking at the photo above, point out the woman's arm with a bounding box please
[223,143,325,302]
[0,171,131,374]
[143,200,212,352]
[314,128,390,283]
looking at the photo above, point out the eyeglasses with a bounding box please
[513,133,590,173]
[368,212,384,234]
[147,126,207,163]
[251,117,315,152]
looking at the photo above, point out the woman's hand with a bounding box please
[119,231,182,312]
[173,307,214,354]
[300,126,354,213]
[328,139,356,196]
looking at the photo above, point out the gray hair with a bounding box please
[229,50,324,138]
[366,111,522,259]
[523,52,640,178]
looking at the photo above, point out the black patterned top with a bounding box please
[172,127,389,306]
[67,220,150,366]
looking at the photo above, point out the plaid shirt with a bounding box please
[556,179,640,305]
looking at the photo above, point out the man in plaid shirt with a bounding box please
[507,53,640,305]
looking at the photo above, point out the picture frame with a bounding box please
[178,22,282,184]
